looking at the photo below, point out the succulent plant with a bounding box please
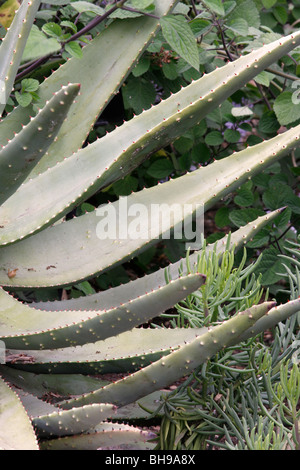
[0,0,300,450]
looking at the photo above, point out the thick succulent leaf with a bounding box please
[0,272,205,349]
[0,365,109,397]
[0,121,298,287]
[60,302,276,409]
[231,296,300,345]
[5,327,207,373]
[39,423,156,450]
[0,83,80,204]
[32,403,117,438]
[32,209,283,312]
[0,375,39,450]
[1,31,300,244]
[10,385,116,438]
[0,0,40,115]
[0,0,179,170]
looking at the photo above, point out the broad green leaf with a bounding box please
[224,128,241,143]
[15,91,32,107]
[146,158,174,179]
[205,131,223,146]
[215,206,231,228]
[274,92,300,125]
[259,247,287,285]
[227,0,260,29]
[42,22,62,38]
[64,41,83,58]
[227,18,248,35]
[258,111,280,134]
[160,15,199,70]
[132,57,151,77]
[21,78,39,93]
[22,24,61,62]
[201,0,225,16]
[229,208,264,227]
[122,77,156,114]
[70,1,104,15]
[273,5,288,25]
[234,188,254,207]
[131,0,154,8]
[262,0,277,8]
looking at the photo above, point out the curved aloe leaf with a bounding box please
[60,302,276,409]
[5,327,207,374]
[0,375,39,450]
[0,83,80,204]
[32,209,284,312]
[0,0,178,170]
[0,272,205,349]
[32,403,116,438]
[0,365,109,397]
[39,423,156,450]
[1,31,300,245]
[0,121,298,287]
[0,0,40,115]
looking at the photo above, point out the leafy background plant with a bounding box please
[0,0,299,450]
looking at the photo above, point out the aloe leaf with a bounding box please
[11,385,116,438]
[0,375,39,450]
[60,302,276,409]
[0,365,109,397]
[0,83,80,204]
[0,0,178,171]
[32,403,116,438]
[1,31,300,245]
[231,297,300,345]
[0,0,40,115]
[39,423,156,450]
[32,209,283,312]
[5,327,207,373]
[0,272,205,349]
[0,121,298,288]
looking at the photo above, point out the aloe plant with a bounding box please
[0,0,300,450]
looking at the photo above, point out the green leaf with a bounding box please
[274,91,300,125]
[227,18,248,35]
[262,0,277,8]
[22,24,61,62]
[112,175,139,196]
[132,57,150,77]
[205,131,223,146]
[246,228,270,249]
[273,5,288,24]
[234,188,254,207]
[131,0,154,8]
[224,128,241,143]
[227,0,260,29]
[64,41,83,58]
[262,183,294,211]
[160,15,199,70]
[42,22,62,39]
[215,206,231,228]
[122,77,156,114]
[258,111,280,134]
[162,62,178,80]
[201,0,225,16]
[146,158,174,179]
[259,247,287,285]
[229,208,264,227]
[60,20,77,34]
[70,1,104,15]
[15,91,32,107]
[21,78,39,93]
